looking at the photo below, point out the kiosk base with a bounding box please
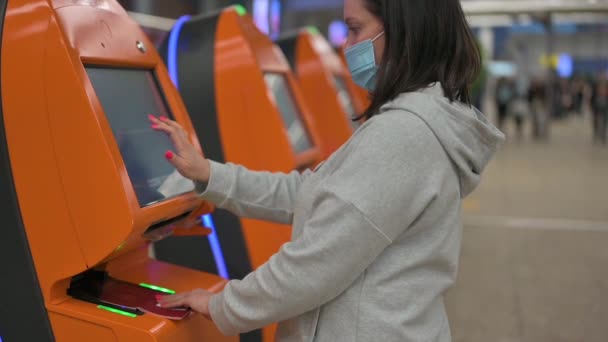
[68,269,190,320]
[48,247,236,342]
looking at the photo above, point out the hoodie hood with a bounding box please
[380,83,505,198]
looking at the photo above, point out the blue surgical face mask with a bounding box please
[345,31,384,92]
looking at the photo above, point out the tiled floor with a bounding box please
[446,117,608,342]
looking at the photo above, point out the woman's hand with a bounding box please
[149,115,210,183]
[157,289,214,320]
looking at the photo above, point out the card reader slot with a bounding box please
[142,210,196,241]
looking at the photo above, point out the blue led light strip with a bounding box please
[168,15,191,88]
[202,214,229,279]
[167,17,229,279]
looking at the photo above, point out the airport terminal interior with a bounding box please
[0,0,607,341]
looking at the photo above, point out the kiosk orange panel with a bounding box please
[215,10,322,271]
[216,10,323,171]
[1,0,235,340]
[278,29,366,158]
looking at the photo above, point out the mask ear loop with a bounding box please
[371,31,385,42]
[369,31,385,92]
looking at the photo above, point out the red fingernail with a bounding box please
[148,114,156,121]
[151,124,160,129]
[160,116,168,121]
[155,295,163,301]
[165,151,174,160]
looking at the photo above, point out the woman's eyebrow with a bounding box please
[345,17,359,26]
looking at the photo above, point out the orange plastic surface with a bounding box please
[212,8,319,279]
[2,0,231,340]
[214,9,322,171]
[290,30,366,158]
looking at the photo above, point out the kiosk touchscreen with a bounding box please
[86,67,196,207]
[263,72,314,154]
[333,75,359,121]
[0,1,236,341]
[278,29,368,158]
[155,7,322,342]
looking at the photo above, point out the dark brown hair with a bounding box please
[361,0,481,119]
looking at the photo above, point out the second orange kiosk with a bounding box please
[277,28,369,159]
[154,6,323,342]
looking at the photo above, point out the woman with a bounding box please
[591,77,608,144]
[152,0,504,340]
[495,77,514,131]
[528,78,549,140]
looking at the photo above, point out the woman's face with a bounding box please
[343,0,385,64]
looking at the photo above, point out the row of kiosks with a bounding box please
[0,0,236,341]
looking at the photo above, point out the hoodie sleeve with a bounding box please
[207,112,448,335]
[208,189,392,336]
[196,161,312,224]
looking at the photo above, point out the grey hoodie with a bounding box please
[199,83,504,341]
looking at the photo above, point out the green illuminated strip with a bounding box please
[97,305,137,318]
[234,4,247,16]
[307,26,320,36]
[139,283,176,294]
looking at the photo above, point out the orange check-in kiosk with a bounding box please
[278,29,368,159]
[0,0,236,341]
[153,7,322,342]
